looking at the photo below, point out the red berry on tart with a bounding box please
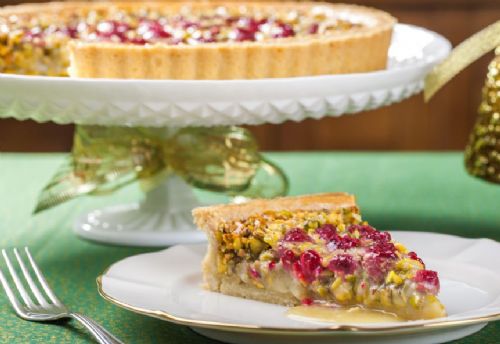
[193,193,446,320]
[0,2,396,79]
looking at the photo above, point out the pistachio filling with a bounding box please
[214,208,444,320]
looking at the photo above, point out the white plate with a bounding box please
[0,24,450,128]
[98,231,500,344]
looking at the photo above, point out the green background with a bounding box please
[0,152,499,343]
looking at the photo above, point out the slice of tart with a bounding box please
[193,193,446,320]
[0,1,396,79]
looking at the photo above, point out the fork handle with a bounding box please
[71,313,124,344]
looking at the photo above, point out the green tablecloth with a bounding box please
[0,152,499,343]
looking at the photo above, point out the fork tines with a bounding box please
[0,248,62,317]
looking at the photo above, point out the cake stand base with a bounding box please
[74,176,206,246]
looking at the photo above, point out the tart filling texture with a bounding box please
[2,4,362,46]
[194,194,446,320]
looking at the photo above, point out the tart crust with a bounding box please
[63,2,394,79]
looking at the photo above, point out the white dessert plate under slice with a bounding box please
[98,231,500,344]
[0,24,450,127]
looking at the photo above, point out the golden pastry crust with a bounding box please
[193,192,356,232]
[67,2,395,79]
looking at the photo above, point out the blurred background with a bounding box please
[1,0,499,152]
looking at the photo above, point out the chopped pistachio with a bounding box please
[333,281,353,302]
[263,231,281,246]
[394,243,408,254]
[330,277,342,291]
[379,289,392,307]
[259,250,274,261]
[345,274,356,282]
[306,220,320,230]
[249,238,265,255]
[327,212,340,224]
[386,270,403,285]
[317,285,328,297]
[409,295,421,309]
[396,258,424,271]
[233,237,242,251]
[217,255,227,274]
[215,231,223,242]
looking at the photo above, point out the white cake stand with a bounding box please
[0,24,451,246]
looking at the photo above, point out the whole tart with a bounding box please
[0,1,396,79]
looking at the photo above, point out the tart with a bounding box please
[0,1,396,79]
[193,193,446,320]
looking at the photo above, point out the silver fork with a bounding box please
[0,247,123,344]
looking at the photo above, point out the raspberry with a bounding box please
[283,228,312,243]
[316,225,360,249]
[363,255,393,281]
[328,254,358,275]
[96,20,130,41]
[337,236,361,249]
[130,37,147,45]
[248,266,260,279]
[300,250,322,280]
[138,20,172,40]
[414,270,440,294]
[369,241,398,259]
[301,298,314,306]
[232,16,268,42]
[237,17,261,32]
[308,23,319,34]
[349,224,391,242]
[292,261,305,281]
[23,28,45,47]
[180,20,199,29]
[408,251,425,268]
[316,224,338,241]
[280,249,297,270]
[348,224,373,235]
[273,23,295,38]
[234,28,256,41]
[291,250,322,283]
[225,16,239,25]
[210,26,221,35]
[370,231,391,242]
[59,26,78,39]
[363,242,398,281]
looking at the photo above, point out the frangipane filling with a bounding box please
[0,5,362,75]
[215,208,443,320]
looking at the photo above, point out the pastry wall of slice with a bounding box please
[193,193,446,320]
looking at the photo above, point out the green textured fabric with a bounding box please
[0,152,498,344]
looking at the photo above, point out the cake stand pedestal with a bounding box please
[0,24,451,246]
[74,176,206,246]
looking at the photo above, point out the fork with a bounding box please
[0,247,124,344]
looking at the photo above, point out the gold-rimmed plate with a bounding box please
[97,231,500,344]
